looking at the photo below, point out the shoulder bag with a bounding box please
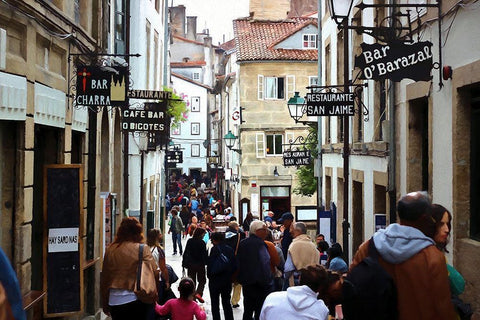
[134,244,158,304]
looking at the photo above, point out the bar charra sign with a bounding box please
[355,41,433,82]
[76,66,128,106]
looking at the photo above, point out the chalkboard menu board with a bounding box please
[43,165,83,316]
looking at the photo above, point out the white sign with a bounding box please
[48,228,79,253]
[251,193,259,215]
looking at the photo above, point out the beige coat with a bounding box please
[100,241,158,312]
[288,234,320,270]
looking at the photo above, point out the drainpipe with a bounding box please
[317,0,323,212]
[388,0,397,223]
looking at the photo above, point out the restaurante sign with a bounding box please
[354,41,434,82]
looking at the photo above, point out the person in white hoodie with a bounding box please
[259,265,329,320]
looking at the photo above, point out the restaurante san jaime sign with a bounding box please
[355,41,434,82]
[306,92,355,116]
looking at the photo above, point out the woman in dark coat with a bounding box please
[207,232,237,320]
[182,227,208,303]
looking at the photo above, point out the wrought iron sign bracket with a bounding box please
[337,0,443,88]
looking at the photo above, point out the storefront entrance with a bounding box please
[260,186,291,221]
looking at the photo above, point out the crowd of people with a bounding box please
[97,183,473,320]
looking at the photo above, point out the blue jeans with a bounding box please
[172,232,182,254]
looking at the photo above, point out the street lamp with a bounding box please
[223,130,242,154]
[287,92,306,123]
[327,0,354,25]
[328,0,353,263]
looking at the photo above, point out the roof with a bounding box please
[233,17,318,62]
[171,61,206,68]
[171,72,213,91]
[173,35,219,48]
[220,39,236,52]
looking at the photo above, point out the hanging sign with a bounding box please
[283,150,311,166]
[128,89,172,100]
[167,150,183,163]
[122,102,170,133]
[147,131,170,151]
[306,92,355,116]
[354,41,433,82]
[76,66,128,106]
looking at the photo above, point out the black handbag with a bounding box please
[166,264,178,284]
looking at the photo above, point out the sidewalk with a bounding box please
[164,228,244,320]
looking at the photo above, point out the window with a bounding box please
[303,34,317,49]
[192,72,200,81]
[155,0,160,12]
[154,30,159,89]
[146,20,151,89]
[265,77,285,99]
[309,76,319,92]
[191,144,200,157]
[171,126,180,135]
[266,134,283,156]
[256,132,265,158]
[258,75,264,100]
[191,97,200,112]
[114,0,126,54]
[286,75,295,100]
[191,122,200,135]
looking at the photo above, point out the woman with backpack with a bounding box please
[182,227,208,303]
[207,232,237,320]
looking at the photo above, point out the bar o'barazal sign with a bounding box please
[355,41,433,82]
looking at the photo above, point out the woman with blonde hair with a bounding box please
[101,217,158,320]
[147,229,170,302]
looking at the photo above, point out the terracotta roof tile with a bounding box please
[233,17,318,62]
[171,61,206,67]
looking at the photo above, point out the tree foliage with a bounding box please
[163,87,188,127]
[292,126,318,197]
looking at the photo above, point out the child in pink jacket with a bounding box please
[155,277,206,320]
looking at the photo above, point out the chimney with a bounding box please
[169,5,186,37]
[186,16,197,41]
[203,36,212,48]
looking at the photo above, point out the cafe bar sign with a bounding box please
[306,92,355,116]
[355,41,434,82]
[122,102,170,133]
[76,66,128,106]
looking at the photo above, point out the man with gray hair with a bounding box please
[283,222,320,287]
[236,220,273,320]
[348,191,456,320]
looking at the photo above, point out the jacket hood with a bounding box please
[225,230,237,239]
[286,285,318,311]
[372,223,435,264]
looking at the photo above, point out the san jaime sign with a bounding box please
[305,92,355,116]
[355,41,434,82]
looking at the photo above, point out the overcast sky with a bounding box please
[171,0,250,45]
